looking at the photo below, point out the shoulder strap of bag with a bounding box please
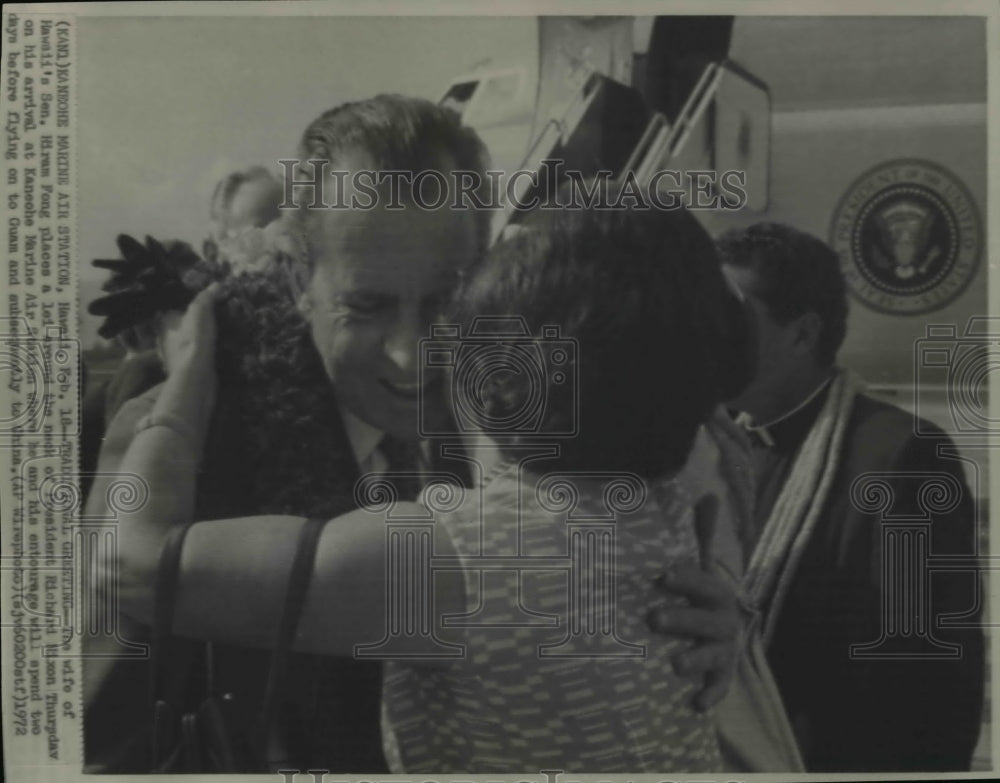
[258,516,327,737]
[150,521,197,704]
[147,518,327,752]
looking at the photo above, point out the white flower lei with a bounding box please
[213,218,306,276]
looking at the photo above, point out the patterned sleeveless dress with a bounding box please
[381,462,723,773]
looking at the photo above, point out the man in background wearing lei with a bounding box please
[718,222,984,771]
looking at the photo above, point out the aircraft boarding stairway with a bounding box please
[494,59,770,242]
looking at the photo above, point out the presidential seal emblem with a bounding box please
[829,159,981,315]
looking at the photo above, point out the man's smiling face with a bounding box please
[300,200,478,441]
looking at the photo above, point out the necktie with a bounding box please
[378,434,424,501]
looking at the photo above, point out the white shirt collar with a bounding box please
[733,374,835,448]
[339,407,384,469]
[759,373,835,430]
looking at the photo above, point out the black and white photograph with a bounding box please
[0,2,995,780]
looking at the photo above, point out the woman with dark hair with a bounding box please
[451,204,748,478]
[108,202,754,772]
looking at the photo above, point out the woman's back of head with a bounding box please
[450,204,752,479]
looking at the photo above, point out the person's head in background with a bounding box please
[287,94,492,442]
[715,222,848,423]
[448,203,748,480]
[210,166,284,242]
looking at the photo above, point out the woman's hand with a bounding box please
[116,284,222,618]
[158,283,219,374]
[153,284,220,445]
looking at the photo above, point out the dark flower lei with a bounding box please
[91,232,359,522]
[202,261,360,520]
[89,235,217,337]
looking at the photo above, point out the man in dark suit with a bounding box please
[717,222,984,771]
[83,95,489,771]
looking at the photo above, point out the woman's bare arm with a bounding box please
[113,286,465,657]
[114,290,219,619]
[167,507,464,657]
